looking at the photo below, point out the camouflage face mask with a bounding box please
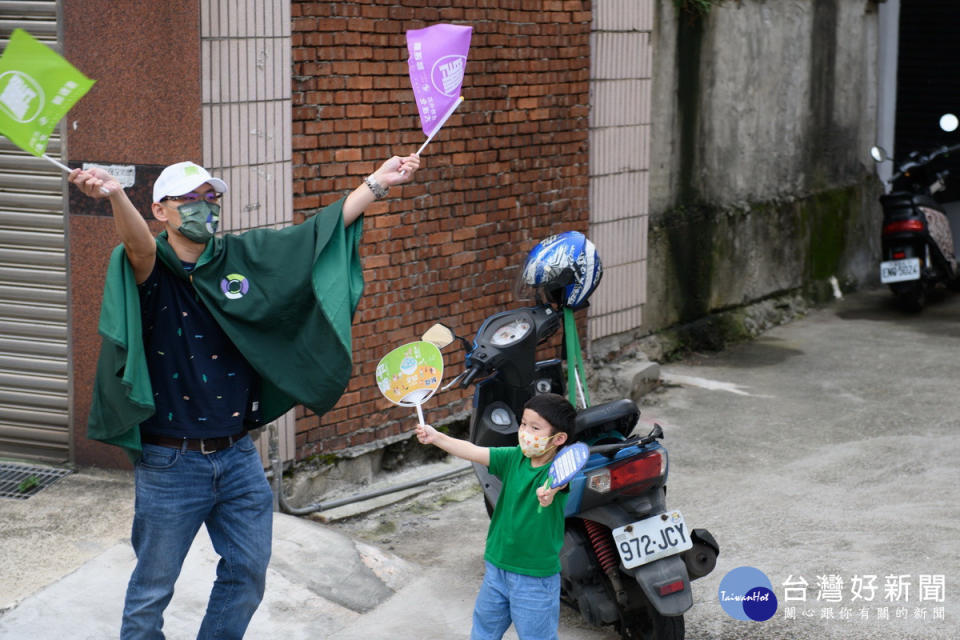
[176,200,220,244]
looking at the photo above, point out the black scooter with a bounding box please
[871,116,960,310]
[424,304,717,640]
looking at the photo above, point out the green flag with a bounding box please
[0,28,95,156]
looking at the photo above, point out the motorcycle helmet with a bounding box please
[516,231,603,309]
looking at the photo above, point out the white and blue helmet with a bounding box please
[520,231,603,309]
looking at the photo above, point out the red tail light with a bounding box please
[587,450,666,495]
[892,251,906,259]
[883,219,925,235]
[658,580,686,596]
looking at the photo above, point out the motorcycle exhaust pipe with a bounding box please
[682,528,719,580]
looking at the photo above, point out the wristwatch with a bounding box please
[364,174,389,200]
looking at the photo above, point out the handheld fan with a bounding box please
[375,340,444,425]
[537,442,590,513]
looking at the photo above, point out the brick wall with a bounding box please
[291,0,592,459]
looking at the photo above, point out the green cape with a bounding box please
[87,199,363,460]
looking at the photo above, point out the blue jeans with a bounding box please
[471,561,561,640]
[121,435,273,640]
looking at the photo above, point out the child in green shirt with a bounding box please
[416,393,577,640]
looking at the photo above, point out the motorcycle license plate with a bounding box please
[611,512,693,570]
[880,258,920,283]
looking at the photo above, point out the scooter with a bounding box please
[871,115,960,310]
[423,237,717,640]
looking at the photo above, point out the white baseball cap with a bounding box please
[152,161,229,203]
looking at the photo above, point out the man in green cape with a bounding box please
[69,152,420,639]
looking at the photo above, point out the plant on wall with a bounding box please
[675,0,725,18]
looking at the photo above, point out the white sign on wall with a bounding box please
[82,162,136,188]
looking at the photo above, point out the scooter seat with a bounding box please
[573,398,640,441]
[880,191,940,212]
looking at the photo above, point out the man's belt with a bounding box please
[141,431,247,455]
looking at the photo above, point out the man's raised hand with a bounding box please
[69,167,120,198]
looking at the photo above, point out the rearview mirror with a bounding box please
[870,146,888,163]
[422,323,456,349]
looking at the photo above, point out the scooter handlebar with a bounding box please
[461,365,481,387]
[892,143,960,181]
[441,364,483,391]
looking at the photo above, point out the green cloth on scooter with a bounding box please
[87,198,364,460]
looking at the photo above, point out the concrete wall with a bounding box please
[632,0,883,339]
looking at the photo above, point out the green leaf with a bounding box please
[16,475,40,493]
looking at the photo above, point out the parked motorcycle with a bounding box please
[423,232,718,640]
[871,115,960,310]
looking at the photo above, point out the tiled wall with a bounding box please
[200,0,293,233]
[588,0,653,340]
[200,0,296,462]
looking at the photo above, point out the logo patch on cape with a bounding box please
[220,273,250,300]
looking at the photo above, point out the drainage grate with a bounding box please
[0,463,73,500]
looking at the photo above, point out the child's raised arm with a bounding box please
[416,423,490,467]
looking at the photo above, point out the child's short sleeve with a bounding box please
[487,446,516,479]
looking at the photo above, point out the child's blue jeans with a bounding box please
[471,561,561,640]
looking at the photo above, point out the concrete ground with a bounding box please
[0,286,958,639]
[652,286,960,639]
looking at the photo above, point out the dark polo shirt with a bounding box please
[137,258,261,439]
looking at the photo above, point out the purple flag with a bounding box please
[406,24,472,138]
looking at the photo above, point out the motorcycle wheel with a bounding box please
[891,283,925,312]
[616,605,684,640]
[607,574,684,640]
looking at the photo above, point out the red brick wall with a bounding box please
[291,1,592,459]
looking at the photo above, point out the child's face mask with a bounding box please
[518,428,560,459]
[175,200,220,244]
